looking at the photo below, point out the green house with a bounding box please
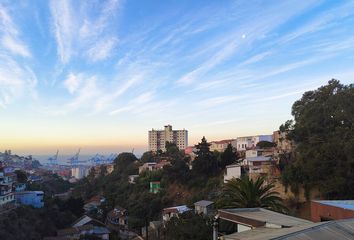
[150,181,161,194]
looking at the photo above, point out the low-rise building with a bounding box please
[194,200,214,215]
[210,139,235,152]
[218,208,312,237]
[242,156,273,175]
[162,205,191,222]
[15,191,44,208]
[71,166,90,179]
[106,206,128,231]
[83,195,105,213]
[236,135,272,151]
[221,219,354,240]
[311,200,354,222]
[139,160,170,174]
[150,181,161,194]
[224,164,242,183]
[56,225,110,240]
[128,175,139,184]
[0,171,15,207]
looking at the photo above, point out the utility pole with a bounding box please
[213,214,219,240]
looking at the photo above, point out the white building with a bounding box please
[148,125,188,152]
[236,135,272,151]
[224,164,242,183]
[71,166,89,179]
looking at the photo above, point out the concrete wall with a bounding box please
[311,201,354,222]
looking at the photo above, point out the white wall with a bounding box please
[224,165,241,183]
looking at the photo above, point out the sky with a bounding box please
[1,0,354,156]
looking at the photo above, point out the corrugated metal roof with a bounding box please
[246,156,271,162]
[194,200,214,207]
[219,208,311,227]
[222,219,354,240]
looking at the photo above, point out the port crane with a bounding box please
[88,153,118,165]
[67,148,85,166]
[47,150,59,166]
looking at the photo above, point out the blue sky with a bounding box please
[1,0,354,155]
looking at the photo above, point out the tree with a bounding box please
[164,211,212,240]
[281,80,354,198]
[140,151,155,163]
[219,144,238,169]
[256,141,276,148]
[14,170,27,183]
[220,176,287,213]
[114,152,138,173]
[192,137,218,176]
[165,142,184,161]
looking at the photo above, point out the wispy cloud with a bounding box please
[63,73,83,94]
[87,37,118,62]
[0,54,37,108]
[50,0,121,63]
[50,0,74,63]
[0,4,31,57]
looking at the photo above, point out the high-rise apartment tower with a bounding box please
[148,125,188,152]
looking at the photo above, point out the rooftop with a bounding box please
[163,205,191,214]
[223,219,354,240]
[218,208,311,228]
[194,200,214,207]
[246,156,272,162]
[313,200,354,211]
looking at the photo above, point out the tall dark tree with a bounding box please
[281,80,354,199]
[114,152,138,173]
[165,141,184,161]
[140,151,155,163]
[14,170,27,183]
[219,144,238,169]
[192,137,218,176]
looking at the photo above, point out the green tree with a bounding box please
[192,137,218,176]
[164,211,212,240]
[140,151,155,163]
[281,80,354,198]
[165,142,184,161]
[219,144,238,169]
[14,170,27,183]
[220,176,287,213]
[256,141,276,148]
[114,152,138,173]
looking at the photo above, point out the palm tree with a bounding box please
[221,176,287,213]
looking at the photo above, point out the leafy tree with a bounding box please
[164,211,213,240]
[219,144,238,169]
[165,142,184,161]
[114,152,138,173]
[192,137,218,176]
[256,141,276,148]
[281,80,354,198]
[14,170,27,183]
[140,151,155,163]
[63,197,84,217]
[220,176,287,213]
[162,158,190,184]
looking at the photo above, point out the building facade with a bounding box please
[311,200,354,222]
[209,139,236,152]
[148,125,188,151]
[236,135,272,151]
[15,191,44,208]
